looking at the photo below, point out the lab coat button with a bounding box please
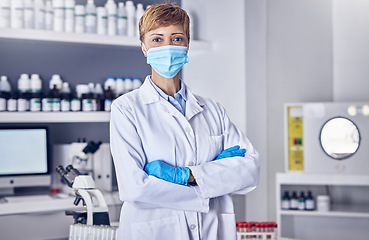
[190,224,197,230]
[188,161,194,166]
[185,127,191,133]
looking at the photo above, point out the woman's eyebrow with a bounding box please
[150,33,164,36]
[172,33,185,35]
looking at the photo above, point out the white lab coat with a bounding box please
[110,76,259,240]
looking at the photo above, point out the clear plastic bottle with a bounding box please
[135,3,144,37]
[105,0,117,36]
[85,0,96,34]
[96,7,107,35]
[45,0,53,31]
[30,74,42,112]
[61,82,71,111]
[125,1,135,37]
[0,0,11,28]
[124,77,133,94]
[74,5,85,33]
[132,77,142,90]
[64,0,75,33]
[23,0,34,29]
[115,77,125,97]
[33,0,45,30]
[11,0,24,29]
[88,82,96,111]
[117,2,127,36]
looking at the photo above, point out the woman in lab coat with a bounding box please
[110,4,259,240]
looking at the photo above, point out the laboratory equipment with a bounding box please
[0,127,51,195]
[285,102,369,174]
[56,164,110,226]
[53,142,113,192]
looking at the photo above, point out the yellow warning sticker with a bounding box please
[288,106,304,171]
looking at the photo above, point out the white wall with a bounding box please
[333,0,369,101]
[267,0,333,219]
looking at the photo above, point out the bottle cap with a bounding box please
[49,74,63,90]
[104,77,116,91]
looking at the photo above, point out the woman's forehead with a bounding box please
[147,24,185,35]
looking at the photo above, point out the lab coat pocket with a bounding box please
[131,215,183,240]
[217,213,236,240]
[208,134,225,160]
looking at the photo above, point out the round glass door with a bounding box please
[320,117,360,160]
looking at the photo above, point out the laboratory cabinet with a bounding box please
[276,173,369,240]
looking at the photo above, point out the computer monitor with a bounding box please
[0,127,51,194]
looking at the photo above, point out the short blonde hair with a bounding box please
[139,4,190,43]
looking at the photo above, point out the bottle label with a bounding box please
[306,199,315,210]
[61,99,71,112]
[281,200,290,210]
[17,99,27,112]
[82,99,93,111]
[52,99,61,111]
[290,199,299,209]
[7,99,17,111]
[0,98,6,111]
[30,98,41,112]
[42,98,52,112]
[298,201,305,210]
[71,99,81,111]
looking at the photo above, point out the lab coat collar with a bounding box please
[139,75,205,120]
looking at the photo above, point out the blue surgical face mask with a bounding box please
[146,45,189,79]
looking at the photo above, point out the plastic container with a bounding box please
[124,77,133,93]
[96,7,107,35]
[105,0,117,36]
[74,5,85,33]
[85,0,96,33]
[0,0,11,28]
[30,74,42,112]
[115,77,125,96]
[132,77,142,89]
[34,0,45,30]
[61,82,71,111]
[0,76,11,112]
[11,0,23,29]
[64,0,75,33]
[135,3,144,37]
[117,2,127,36]
[317,195,330,212]
[45,0,53,31]
[23,0,34,29]
[125,1,135,37]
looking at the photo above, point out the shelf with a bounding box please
[280,207,369,218]
[276,172,369,186]
[0,112,110,123]
[0,28,213,51]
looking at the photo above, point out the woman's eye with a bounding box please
[152,38,162,42]
[173,37,183,42]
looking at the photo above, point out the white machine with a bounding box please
[285,102,369,174]
[53,142,114,192]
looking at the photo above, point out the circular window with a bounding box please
[320,117,360,160]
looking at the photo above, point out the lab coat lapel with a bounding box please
[185,87,204,121]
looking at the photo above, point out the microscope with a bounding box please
[56,165,110,226]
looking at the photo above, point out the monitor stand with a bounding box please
[0,187,14,197]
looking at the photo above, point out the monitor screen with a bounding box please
[0,127,49,177]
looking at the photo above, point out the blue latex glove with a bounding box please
[215,145,246,160]
[144,160,190,185]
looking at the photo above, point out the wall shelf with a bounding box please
[0,28,212,50]
[0,112,110,123]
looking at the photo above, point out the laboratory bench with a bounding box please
[0,191,122,240]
